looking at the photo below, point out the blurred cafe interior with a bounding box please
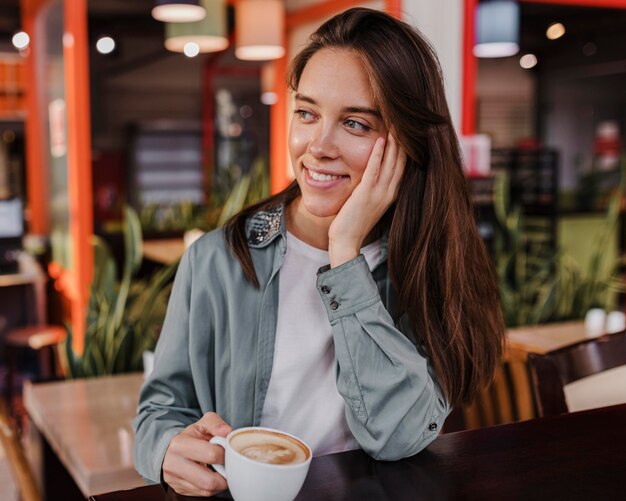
[0,0,626,500]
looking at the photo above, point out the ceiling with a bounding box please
[1,2,625,69]
[520,3,626,67]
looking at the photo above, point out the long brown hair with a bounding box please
[224,8,505,406]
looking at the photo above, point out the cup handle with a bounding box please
[209,436,227,478]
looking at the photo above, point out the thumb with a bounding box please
[194,412,233,438]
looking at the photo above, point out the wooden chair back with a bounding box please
[0,400,42,501]
[527,329,626,417]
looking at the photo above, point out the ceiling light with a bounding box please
[546,22,565,40]
[96,37,116,55]
[152,1,206,23]
[519,53,537,69]
[474,1,520,59]
[236,0,285,61]
[12,31,30,50]
[183,42,200,57]
[165,0,228,53]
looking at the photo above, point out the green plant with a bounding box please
[62,207,178,378]
[493,161,626,327]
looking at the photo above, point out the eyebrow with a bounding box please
[295,93,382,119]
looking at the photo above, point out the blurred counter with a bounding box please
[24,373,146,498]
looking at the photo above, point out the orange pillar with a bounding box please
[462,0,477,136]
[63,0,93,353]
[385,0,403,18]
[21,0,49,235]
[270,49,289,195]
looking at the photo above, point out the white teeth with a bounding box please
[306,168,339,181]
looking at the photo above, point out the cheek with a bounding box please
[345,140,377,180]
[288,122,308,161]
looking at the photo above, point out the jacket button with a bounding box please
[428,422,437,431]
[330,301,339,310]
[321,285,331,294]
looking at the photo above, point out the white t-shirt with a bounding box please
[260,231,381,456]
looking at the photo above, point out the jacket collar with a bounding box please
[246,205,285,248]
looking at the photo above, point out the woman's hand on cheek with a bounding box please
[328,133,406,268]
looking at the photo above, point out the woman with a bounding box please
[134,7,504,497]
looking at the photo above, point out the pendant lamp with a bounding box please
[152,1,206,23]
[165,0,228,53]
[236,0,285,61]
[474,0,520,58]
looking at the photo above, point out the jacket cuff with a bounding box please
[316,255,380,323]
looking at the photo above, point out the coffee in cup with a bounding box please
[210,427,312,501]
[230,429,309,465]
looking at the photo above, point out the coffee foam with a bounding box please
[230,430,309,465]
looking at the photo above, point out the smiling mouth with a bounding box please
[304,167,346,182]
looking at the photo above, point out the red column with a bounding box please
[63,0,93,353]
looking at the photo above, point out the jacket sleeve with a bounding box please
[316,255,451,460]
[133,248,205,483]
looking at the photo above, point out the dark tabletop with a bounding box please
[91,403,626,501]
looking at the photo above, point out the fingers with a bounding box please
[378,133,397,185]
[367,133,405,203]
[389,144,407,198]
[162,413,233,497]
[164,461,228,497]
[169,432,226,465]
[362,136,386,185]
[193,411,233,438]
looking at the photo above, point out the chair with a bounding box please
[0,399,42,501]
[527,329,626,417]
[3,325,67,411]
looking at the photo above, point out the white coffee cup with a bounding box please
[210,427,312,501]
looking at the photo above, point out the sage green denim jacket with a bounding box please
[133,206,451,483]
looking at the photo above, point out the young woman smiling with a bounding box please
[134,8,505,498]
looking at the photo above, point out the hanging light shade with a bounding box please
[165,0,228,53]
[152,1,206,23]
[236,0,285,61]
[474,0,520,58]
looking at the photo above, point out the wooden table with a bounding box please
[90,403,626,501]
[24,373,146,499]
[506,320,589,356]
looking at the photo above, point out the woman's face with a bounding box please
[289,48,387,220]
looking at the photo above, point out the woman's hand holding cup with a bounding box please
[162,412,233,497]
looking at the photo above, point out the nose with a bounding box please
[308,123,339,160]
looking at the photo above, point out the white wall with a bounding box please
[402,0,463,132]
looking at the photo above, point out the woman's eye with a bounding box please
[345,119,370,132]
[295,109,314,121]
